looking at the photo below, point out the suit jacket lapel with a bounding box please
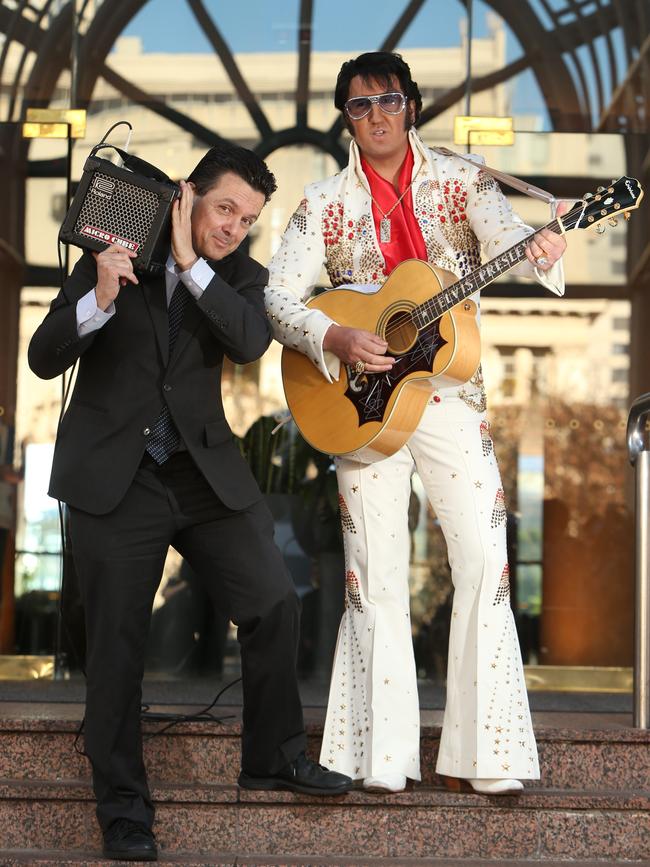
[142,273,170,367]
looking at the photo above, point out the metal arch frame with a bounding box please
[0,1,634,166]
[480,0,616,130]
[0,0,646,264]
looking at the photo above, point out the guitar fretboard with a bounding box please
[411,218,563,329]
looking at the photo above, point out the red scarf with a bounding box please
[361,148,427,276]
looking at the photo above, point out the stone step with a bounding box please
[0,857,643,867]
[0,781,648,861]
[1,715,649,791]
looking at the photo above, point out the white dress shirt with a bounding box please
[76,253,215,336]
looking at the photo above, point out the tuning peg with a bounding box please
[597,186,605,192]
[584,192,593,199]
[624,212,631,221]
[595,223,606,234]
[608,217,618,227]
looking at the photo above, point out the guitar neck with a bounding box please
[412,218,565,328]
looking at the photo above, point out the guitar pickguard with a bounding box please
[344,322,446,426]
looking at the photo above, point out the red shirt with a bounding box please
[361,148,427,276]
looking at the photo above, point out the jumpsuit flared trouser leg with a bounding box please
[320,392,539,783]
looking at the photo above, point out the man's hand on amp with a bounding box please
[92,244,138,311]
[171,179,199,272]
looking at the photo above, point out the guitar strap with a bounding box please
[434,147,569,232]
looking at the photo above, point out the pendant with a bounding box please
[380,217,391,244]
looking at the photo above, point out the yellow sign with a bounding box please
[454,115,514,146]
[22,121,70,139]
[23,108,87,139]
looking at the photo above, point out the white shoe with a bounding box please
[467,777,524,795]
[362,773,407,793]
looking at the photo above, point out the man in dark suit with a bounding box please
[29,143,351,863]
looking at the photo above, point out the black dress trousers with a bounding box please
[69,451,306,832]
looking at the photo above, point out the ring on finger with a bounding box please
[536,255,549,266]
[354,360,366,374]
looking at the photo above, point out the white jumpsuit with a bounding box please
[265,130,563,782]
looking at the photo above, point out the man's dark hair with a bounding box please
[334,51,423,128]
[188,142,277,202]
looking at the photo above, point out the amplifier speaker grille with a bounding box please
[73,172,160,248]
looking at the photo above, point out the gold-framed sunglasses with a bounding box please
[344,91,407,121]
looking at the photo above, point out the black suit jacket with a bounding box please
[28,249,271,515]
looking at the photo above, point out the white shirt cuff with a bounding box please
[76,289,115,336]
[179,257,214,299]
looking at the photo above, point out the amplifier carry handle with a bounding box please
[90,143,173,186]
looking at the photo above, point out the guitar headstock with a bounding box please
[565,176,644,232]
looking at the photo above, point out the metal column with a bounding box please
[627,393,650,728]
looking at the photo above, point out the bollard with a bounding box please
[626,393,650,728]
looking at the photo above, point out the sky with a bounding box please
[122,0,494,55]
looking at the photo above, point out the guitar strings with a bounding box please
[377,215,574,346]
[381,219,563,340]
[347,184,630,374]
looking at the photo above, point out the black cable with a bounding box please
[53,238,82,681]
[52,127,239,750]
[72,675,243,757]
[88,120,133,163]
[96,119,132,146]
[140,675,243,739]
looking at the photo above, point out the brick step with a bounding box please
[1,717,649,791]
[0,781,648,861]
[0,856,642,867]
[0,857,642,867]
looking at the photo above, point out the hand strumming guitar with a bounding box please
[323,324,395,373]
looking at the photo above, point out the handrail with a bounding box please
[626,392,650,728]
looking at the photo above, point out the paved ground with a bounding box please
[0,675,635,732]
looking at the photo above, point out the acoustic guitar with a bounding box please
[281,177,643,463]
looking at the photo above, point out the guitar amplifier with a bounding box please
[59,146,180,275]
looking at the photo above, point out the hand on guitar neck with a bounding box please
[524,200,571,269]
[323,323,395,373]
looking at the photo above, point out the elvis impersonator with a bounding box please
[265,51,569,795]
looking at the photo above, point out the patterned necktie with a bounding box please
[145,281,191,465]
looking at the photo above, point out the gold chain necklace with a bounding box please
[370,165,421,244]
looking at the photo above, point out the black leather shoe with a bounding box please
[238,751,353,796]
[102,818,158,861]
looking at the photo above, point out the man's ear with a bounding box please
[341,113,355,137]
[407,100,416,126]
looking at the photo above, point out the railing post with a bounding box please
[627,393,650,728]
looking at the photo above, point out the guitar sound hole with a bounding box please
[384,310,418,355]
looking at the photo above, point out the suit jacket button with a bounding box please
[163,383,172,392]
[143,427,151,436]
